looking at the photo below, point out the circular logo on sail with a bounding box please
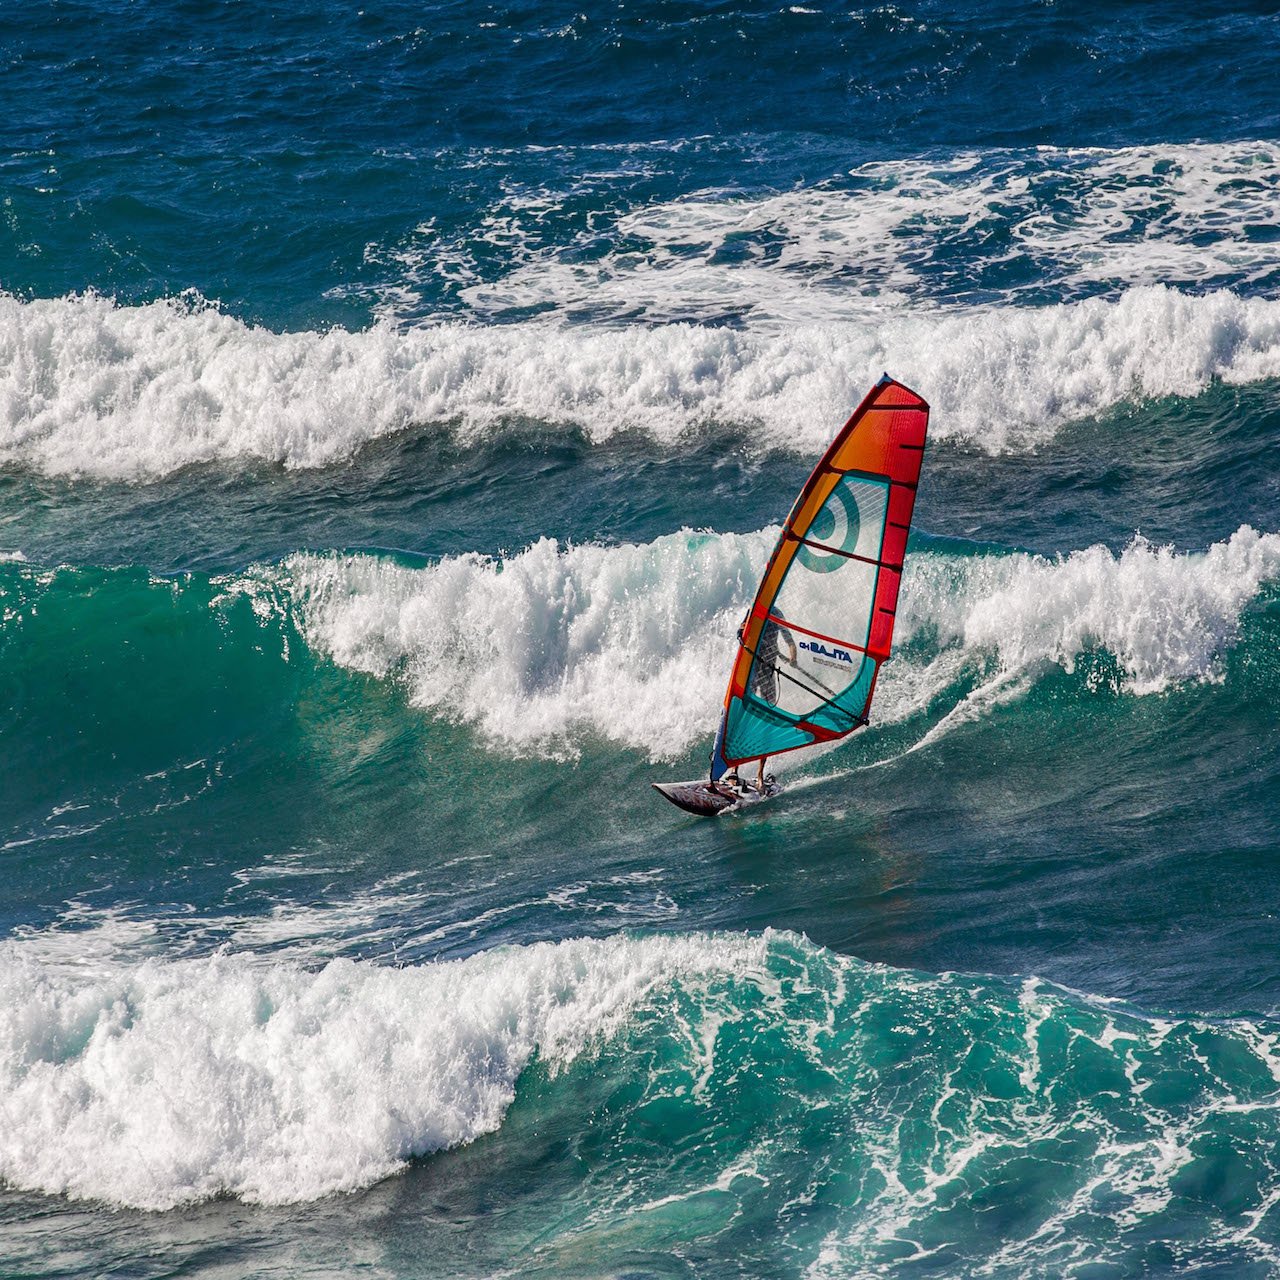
[795,486,860,573]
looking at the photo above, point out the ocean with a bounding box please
[5,2,1280,1275]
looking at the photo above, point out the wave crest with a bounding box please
[274,524,1280,763]
[6,923,1280,1278]
[4,286,1280,478]
[0,932,767,1209]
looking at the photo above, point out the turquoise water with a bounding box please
[7,3,1280,1276]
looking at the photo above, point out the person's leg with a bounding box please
[753,656,778,707]
[756,757,767,789]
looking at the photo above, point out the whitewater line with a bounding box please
[4,285,1280,478]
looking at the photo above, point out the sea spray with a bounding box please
[281,530,768,760]
[0,931,769,1209]
[899,526,1280,694]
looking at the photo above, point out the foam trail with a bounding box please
[269,524,1280,764]
[0,932,768,1209]
[4,286,1280,478]
[408,141,1280,324]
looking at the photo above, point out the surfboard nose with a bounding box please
[652,779,737,817]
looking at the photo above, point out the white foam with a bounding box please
[383,141,1280,324]
[4,285,1280,477]
[280,530,769,761]
[899,525,1280,695]
[0,931,768,1209]
[10,140,1280,479]
[268,524,1280,765]
[7,921,1280,1236]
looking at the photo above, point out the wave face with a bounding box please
[0,931,766,1209]
[5,286,1280,477]
[4,930,1280,1276]
[5,526,1277,779]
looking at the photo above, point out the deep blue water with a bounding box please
[6,3,1280,1276]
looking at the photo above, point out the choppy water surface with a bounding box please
[6,3,1280,1276]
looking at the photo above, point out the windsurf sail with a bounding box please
[710,375,929,779]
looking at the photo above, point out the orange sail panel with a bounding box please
[711,376,929,774]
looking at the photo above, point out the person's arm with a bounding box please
[780,624,797,664]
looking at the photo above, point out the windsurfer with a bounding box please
[739,609,798,791]
[652,376,929,818]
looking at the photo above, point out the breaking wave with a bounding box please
[0,930,767,1209]
[278,524,1280,762]
[7,524,1276,769]
[3,286,1280,478]
[4,925,1280,1278]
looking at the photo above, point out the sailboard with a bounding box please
[653,374,929,816]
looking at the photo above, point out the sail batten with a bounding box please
[785,532,902,571]
[710,377,929,777]
[760,614,875,657]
